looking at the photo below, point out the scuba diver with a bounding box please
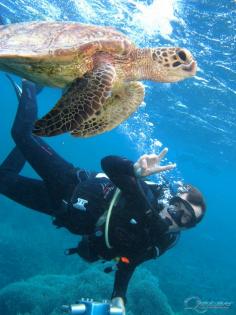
[0,79,206,315]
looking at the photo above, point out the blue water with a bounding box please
[0,1,235,314]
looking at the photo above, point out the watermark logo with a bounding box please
[184,296,233,313]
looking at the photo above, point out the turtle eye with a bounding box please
[177,50,187,61]
[173,61,181,67]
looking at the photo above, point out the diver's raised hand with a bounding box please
[134,148,176,177]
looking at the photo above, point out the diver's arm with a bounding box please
[101,155,172,228]
[101,156,142,196]
[111,247,158,304]
[111,262,136,304]
[101,149,175,187]
[101,155,136,178]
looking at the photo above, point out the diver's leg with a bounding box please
[11,81,78,200]
[0,146,25,173]
[0,148,54,214]
[0,154,91,231]
[0,173,54,214]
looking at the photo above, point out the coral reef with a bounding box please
[0,270,112,315]
[0,267,178,315]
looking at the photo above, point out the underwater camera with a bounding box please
[62,298,123,315]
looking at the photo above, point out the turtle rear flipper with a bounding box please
[71,81,144,137]
[32,63,116,137]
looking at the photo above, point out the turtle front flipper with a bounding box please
[32,63,116,137]
[71,81,145,137]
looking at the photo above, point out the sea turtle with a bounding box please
[0,21,197,137]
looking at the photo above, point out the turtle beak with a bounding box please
[181,60,197,76]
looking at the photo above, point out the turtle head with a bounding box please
[149,47,197,82]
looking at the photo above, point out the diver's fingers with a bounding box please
[140,157,148,169]
[152,163,176,174]
[138,154,148,165]
[146,154,159,163]
[5,74,22,101]
[157,147,168,162]
[146,153,158,159]
[139,154,149,161]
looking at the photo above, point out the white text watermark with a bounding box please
[184,296,234,313]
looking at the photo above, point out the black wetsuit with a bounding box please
[0,81,179,302]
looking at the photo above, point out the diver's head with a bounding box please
[160,184,206,232]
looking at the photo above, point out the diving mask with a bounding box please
[167,196,197,228]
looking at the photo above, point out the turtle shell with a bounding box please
[0,22,135,87]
